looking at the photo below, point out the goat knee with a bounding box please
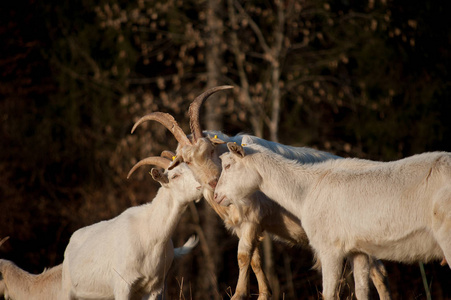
[238,252,251,269]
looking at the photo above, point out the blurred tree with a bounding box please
[1,0,450,299]
[0,0,136,273]
[329,0,451,160]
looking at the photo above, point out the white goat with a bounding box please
[214,142,451,300]
[0,259,62,300]
[61,156,201,300]
[132,86,391,300]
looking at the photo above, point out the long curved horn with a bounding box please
[131,112,192,146]
[189,85,234,143]
[127,156,171,179]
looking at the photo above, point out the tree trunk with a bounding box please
[205,0,223,131]
[227,0,264,137]
[199,1,224,299]
[269,63,281,143]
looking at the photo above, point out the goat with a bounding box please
[0,235,62,300]
[214,142,451,300]
[0,260,62,300]
[131,86,391,300]
[61,156,201,300]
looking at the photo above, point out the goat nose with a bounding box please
[208,179,217,189]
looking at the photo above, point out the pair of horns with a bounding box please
[127,150,176,179]
[128,85,233,177]
[131,85,233,146]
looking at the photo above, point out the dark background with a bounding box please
[1,0,450,299]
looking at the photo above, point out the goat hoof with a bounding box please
[230,293,248,300]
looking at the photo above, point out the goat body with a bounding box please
[215,143,451,300]
[0,259,62,300]
[61,163,202,300]
[179,131,390,299]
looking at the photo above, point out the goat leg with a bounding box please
[232,222,266,300]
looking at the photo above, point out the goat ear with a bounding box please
[209,136,226,145]
[168,155,183,170]
[151,168,169,185]
[227,142,245,158]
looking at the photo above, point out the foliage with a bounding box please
[0,0,450,298]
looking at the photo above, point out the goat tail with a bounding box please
[0,237,9,249]
[174,235,199,258]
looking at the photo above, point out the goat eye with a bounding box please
[171,174,179,180]
[186,161,191,165]
[224,164,231,170]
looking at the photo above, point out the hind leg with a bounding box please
[369,258,391,300]
[351,253,370,300]
[351,254,391,300]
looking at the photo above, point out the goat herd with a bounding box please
[1,86,450,300]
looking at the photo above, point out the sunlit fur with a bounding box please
[177,131,390,300]
[215,143,451,300]
[0,261,62,300]
[177,131,340,189]
[61,163,201,300]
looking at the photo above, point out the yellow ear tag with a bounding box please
[214,135,218,139]
[234,142,236,144]
[172,156,176,161]
[241,143,247,146]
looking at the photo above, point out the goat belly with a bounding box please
[353,230,443,263]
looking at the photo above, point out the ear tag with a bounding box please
[172,156,176,161]
[241,143,247,146]
[148,172,152,176]
[214,135,218,139]
[234,142,236,144]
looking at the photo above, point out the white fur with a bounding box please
[0,260,61,300]
[215,143,451,300]
[61,163,201,300]
[177,132,390,300]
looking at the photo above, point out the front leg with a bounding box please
[320,252,343,300]
[231,222,262,300]
[250,245,272,300]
